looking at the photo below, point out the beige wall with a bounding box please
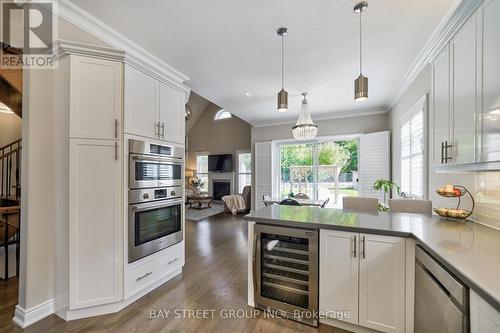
[389,64,500,230]
[0,112,22,147]
[251,112,390,143]
[186,103,251,171]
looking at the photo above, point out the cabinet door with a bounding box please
[471,290,500,333]
[70,56,122,140]
[319,230,359,325]
[159,82,185,144]
[124,65,159,139]
[359,234,405,333]
[480,0,500,162]
[69,139,122,309]
[452,13,477,164]
[433,46,451,166]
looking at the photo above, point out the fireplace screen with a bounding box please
[213,181,231,200]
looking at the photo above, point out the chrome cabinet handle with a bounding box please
[155,122,160,137]
[168,257,180,265]
[361,236,366,259]
[114,119,118,139]
[161,123,165,138]
[136,271,152,281]
[114,142,118,161]
[444,141,453,163]
[353,235,357,258]
[441,142,445,164]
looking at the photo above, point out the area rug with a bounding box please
[185,203,225,221]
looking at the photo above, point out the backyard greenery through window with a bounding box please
[279,139,359,208]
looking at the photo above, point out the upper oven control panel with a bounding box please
[129,186,183,204]
[129,139,184,159]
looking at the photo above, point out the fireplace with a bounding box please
[213,181,231,200]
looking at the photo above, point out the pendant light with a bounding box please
[292,93,318,140]
[354,1,368,102]
[277,27,288,112]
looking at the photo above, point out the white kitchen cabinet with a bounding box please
[69,55,122,140]
[432,45,451,166]
[479,0,500,163]
[451,13,477,165]
[319,230,406,333]
[125,65,186,144]
[319,230,359,325]
[124,65,159,139]
[470,290,500,333]
[359,234,406,333]
[159,81,185,144]
[69,139,122,309]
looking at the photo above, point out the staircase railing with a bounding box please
[0,139,21,202]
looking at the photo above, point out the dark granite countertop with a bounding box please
[244,205,500,312]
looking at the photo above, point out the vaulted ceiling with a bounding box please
[69,0,456,125]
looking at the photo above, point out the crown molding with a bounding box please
[387,0,482,110]
[54,40,126,62]
[251,107,388,128]
[56,0,190,88]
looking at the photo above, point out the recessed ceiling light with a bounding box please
[245,91,253,97]
[0,102,13,114]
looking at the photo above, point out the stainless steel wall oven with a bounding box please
[128,139,184,263]
[129,139,184,189]
[253,224,319,327]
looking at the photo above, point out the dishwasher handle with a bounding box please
[416,245,468,309]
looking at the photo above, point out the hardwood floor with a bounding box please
[0,213,349,333]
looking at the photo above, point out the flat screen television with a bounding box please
[208,154,233,172]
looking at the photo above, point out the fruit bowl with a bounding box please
[434,207,472,219]
[436,188,465,197]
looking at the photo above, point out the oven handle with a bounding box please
[131,155,183,165]
[130,199,184,211]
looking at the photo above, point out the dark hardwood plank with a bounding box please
[0,213,349,333]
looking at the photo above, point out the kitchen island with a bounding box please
[244,205,500,333]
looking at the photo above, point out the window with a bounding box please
[237,152,252,193]
[400,101,425,198]
[195,152,209,192]
[214,109,232,121]
[278,138,359,208]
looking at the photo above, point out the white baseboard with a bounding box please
[12,299,55,328]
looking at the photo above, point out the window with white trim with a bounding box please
[195,151,209,192]
[214,109,232,121]
[400,102,425,198]
[237,151,252,193]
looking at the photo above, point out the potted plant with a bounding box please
[372,179,401,212]
[190,178,205,194]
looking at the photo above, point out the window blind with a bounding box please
[401,107,424,198]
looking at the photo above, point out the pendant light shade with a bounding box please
[354,1,368,102]
[292,93,318,140]
[277,27,288,112]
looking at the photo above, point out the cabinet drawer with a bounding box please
[124,244,184,298]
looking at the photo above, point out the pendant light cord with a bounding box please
[359,10,362,74]
[281,35,284,89]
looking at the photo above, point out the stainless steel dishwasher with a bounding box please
[415,245,469,333]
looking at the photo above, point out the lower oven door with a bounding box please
[128,199,183,263]
[253,224,318,326]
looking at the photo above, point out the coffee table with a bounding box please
[187,194,213,210]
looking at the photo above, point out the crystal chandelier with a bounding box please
[292,93,318,140]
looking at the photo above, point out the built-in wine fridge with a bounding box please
[252,224,318,327]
